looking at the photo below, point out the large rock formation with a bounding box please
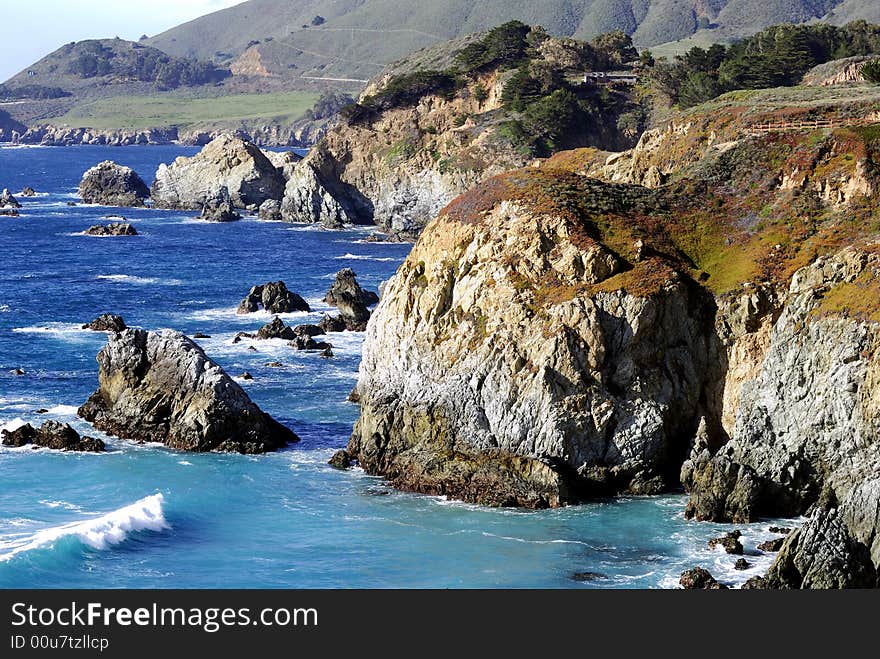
[280,162,349,228]
[0,189,22,208]
[324,269,380,307]
[151,134,285,210]
[78,329,298,453]
[85,223,138,236]
[78,161,150,207]
[348,171,719,508]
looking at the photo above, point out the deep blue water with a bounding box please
[0,145,795,588]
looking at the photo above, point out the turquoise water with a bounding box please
[0,145,794,588]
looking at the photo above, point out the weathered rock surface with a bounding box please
[329,449,353,470]
[77,329,298,453]
[280,162,349,228]
[85,223,138,236]
[1,188,22,208]
[237,281,311,315]
[324,268,379,307]
[78,161,150,207]
[151,134,285,210]
[256,317,296,340]
[199,186,241,222]
[679,567,727,589]
[258,199,282,222]
[348,182,719,508]
[1,421,105,452]
[82,314,127,332]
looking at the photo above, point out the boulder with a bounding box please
[78,161,150,207]
[85,223,138,236]
[708,531,744,555]
[293,324,324,338]
[329,449,353,470]
[1,421,105,452]
[280,162,348,228]
[77,328,298,453]
[82,314,127,332]
[257,317,296,340]
[319,314,347,334]
[734,558,750,570]
[679,568,727,590]
[258,199,282,221]
[20,187,36,197]
[200,186,241,222]
[758,538,785,552]
[741,576,767,589]
[289,335,332,351]
[324,268,379,307]
[151,134,285,210]
[0,188,22,208]
[237,281,310,314]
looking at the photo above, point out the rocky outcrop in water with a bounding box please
[324,269,379,307]
[679,567,727,589]
[79,161,150,207]
[199,186,241,222]
[2,421,105,452]
[82,314,127,332]
[78,328,297,453]
[280,162,349,228]
[151,134,285,211]
[1,189,22,208]
[256,317,296,340]
[237,281,311,314]
[85,223,138,236]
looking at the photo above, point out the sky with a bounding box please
[0,0,245,81]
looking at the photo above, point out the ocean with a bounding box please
[0,145,796,588]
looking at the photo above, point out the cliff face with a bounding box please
[349,121,880,582]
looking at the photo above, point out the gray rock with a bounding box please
[258,199,282,221]
[78,161,150,207]
[77,328,298,453]
[85,223,138,236]
[1,421,105,452]
[82,314,127,332]
[200,186,241,222]
[237,281,310,315]
[280,162,348,228]
[151,134,285,210]
[324,268,379,307]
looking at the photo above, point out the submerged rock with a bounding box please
[1,421,105,452]
[77,328,298,453]
[151,134,285,210]
[78,161,150,207]
[679,567,727,590]
[82,314,127,332]
[237,281,310,315]
[85,223,138,236]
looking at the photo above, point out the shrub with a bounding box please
[861,59,880,83]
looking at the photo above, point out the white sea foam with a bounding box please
[45,405,80,417]
[0,418,28,433]
[38,500,86,512]
[0,494,168,562]
[12,322,86,337]
[97,274,180,286]
[335,253,398,262]
[0,304,10,313]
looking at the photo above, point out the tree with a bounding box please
[591,30,638,69]
[861,60,880,83]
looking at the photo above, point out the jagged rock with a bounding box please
[741,576,767,589]
[709,531,744,555]
[348,187,718,508]
[200,186,240,222]
[257,317,296,340]
[293,324,324,338]
[329,449,353,470]
[258,199,282,221]
[335,292,371,331]
[151,134,285,210]
[237,281,310,314]
[77,328,297,453]
[679,568,727,589]
[240,372,253,380]
[734,558,750,570]
[319,314,347,334]
[320,347,334,358]
[280,162,348,228]
[20,187,36,197]
[288,336,332,351]
[78,161,150,207]
[0,188,22,208]
[324,268,379,307]
[85,223,138,236]
[765,507,877,589]
[11,368,25,376]
[758,538,785,552]
[232,332,255,344]
[1,421,105,452]
[82,314,127,332]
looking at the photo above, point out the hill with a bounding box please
[144,0,880,82]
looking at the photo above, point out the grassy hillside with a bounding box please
[52,91,318,131]
[145,0,878,79]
